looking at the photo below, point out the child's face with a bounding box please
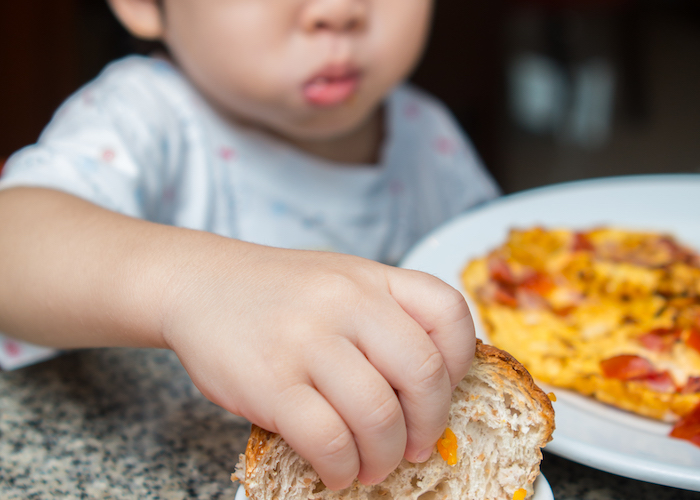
[159,0,433,141]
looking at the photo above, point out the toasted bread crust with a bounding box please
[473,340,555,444]
[246,425,275,478]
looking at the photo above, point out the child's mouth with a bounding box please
[303,68,360,107]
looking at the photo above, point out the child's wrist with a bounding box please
[154,230,250,351]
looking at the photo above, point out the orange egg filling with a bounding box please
[436,427,458,466]
[513,487,527,500]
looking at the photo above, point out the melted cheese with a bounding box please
[463,227,700,422]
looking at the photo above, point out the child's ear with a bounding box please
[107,0,164,40]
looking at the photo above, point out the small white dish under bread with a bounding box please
[234,476,553,500]
[235,475,553,500]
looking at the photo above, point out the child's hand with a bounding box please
[0,189,474,489]
[162,244,475,490]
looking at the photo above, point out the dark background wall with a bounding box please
[1,1,698,193]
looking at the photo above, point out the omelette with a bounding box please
[461,227,700,445]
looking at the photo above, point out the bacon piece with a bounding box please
[684,328,700,355]
[520,272,555,295]
[552,305,576,317]
[601,355,679,392]
[493,284,518,308]
[638,371,677,393]
[600,355,656,380]
[637,328,682,352]
[670,402,700,447]
[659,236,699,266]
[488,256,517,285]
[572,232,594,252]
[681,376,700,394]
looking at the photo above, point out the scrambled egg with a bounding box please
[462,227,700,423]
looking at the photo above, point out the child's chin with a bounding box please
[286,107,379,141]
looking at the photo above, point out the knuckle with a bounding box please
[412,351,448,392]
[436,285,470,319]
[305,271,364,310]
[316,427,357,465]
[361,393,403,436]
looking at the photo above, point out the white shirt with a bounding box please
[0,55,499,368]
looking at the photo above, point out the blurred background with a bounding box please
[1,0,698,194]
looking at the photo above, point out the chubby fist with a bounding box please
[163,244,475,490]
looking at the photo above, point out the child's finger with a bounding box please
[386,267,476,389]
[307,337,407,485]
[273,382,360,491]
[353,298,453,465]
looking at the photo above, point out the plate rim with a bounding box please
[402,172,700,267]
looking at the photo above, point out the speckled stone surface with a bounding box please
[1,348,699,499]
[0,348,249,499]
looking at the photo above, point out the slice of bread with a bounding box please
[233,340,555,500]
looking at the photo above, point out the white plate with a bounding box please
[235,474,554,500]
[400,174,700,491]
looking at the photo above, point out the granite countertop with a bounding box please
[1,348,698,500]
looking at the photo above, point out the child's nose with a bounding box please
[301,0,368,33]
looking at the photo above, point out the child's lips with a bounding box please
[302,68,361,107]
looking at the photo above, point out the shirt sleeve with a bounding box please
[0,57,184,221]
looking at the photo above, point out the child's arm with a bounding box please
[0,186,476,490]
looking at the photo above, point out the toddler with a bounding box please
[0,0,499,490]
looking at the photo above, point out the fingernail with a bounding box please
[416,447,433,463]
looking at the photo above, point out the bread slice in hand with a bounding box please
[233,340,555,500]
